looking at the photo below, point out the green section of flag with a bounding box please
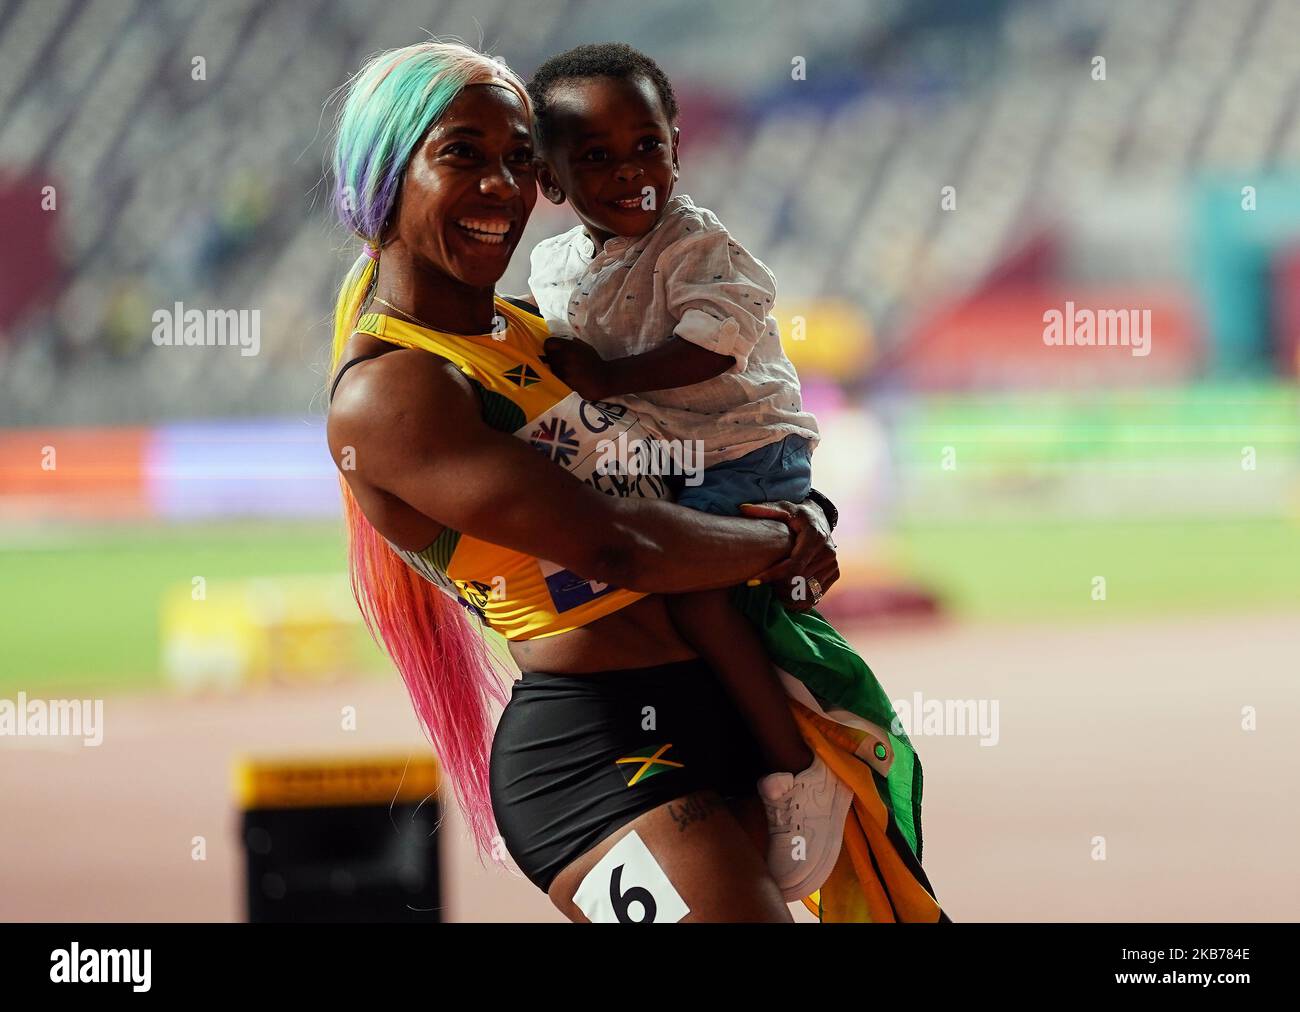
[731,584,923,861]
[632,762,672,784]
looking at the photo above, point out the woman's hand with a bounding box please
[543,336,610,401]
[738,499,839,611]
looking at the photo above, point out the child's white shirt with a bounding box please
[527,194,819,468]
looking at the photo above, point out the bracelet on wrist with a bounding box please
[806,487,839,532]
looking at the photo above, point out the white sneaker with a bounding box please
[758,754,854,902]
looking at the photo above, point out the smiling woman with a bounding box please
[321,40,933,924]
[330,47,536,335]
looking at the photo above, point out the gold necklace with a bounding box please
[372,296,437,331]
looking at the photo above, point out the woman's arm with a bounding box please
[328,349,798,595]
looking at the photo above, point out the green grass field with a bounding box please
[0,522,384,695]
[893,516,1300,619]
[883,382,1300,617]
[4,514,1299,695]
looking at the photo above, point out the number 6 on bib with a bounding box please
[572,831,690,923]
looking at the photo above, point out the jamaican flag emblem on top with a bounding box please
[503,362,541,387]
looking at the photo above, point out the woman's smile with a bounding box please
[455,216,515,244]
[447,209,522,258]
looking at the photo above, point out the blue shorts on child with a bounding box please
[670,433,813,517]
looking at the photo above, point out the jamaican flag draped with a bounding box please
[732,584,947,923]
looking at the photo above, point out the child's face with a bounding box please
[536,75,679,246]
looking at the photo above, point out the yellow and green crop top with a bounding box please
[354,297,673,641]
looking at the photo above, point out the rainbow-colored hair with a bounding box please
[329,41,531,856]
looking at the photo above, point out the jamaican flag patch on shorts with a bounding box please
[615,744,683,787]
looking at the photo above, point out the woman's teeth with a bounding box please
[457,218,512,244]
[613,198,643,209]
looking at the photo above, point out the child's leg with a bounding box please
[667,434,819,774]
[666,589,813,775]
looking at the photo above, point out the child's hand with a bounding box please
[543,336,609,401]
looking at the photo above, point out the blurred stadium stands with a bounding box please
[4,0,1300,426]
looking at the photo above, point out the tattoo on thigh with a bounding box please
[667,792,723,833]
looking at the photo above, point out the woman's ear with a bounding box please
[671,126,681,180]
[536,161,567,205]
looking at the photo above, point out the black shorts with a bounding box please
[489,657,769,892]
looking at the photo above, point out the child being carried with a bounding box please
[525,43,851,902]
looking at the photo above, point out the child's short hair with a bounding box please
[528,42,679,149]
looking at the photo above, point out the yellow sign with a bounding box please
[234,754,441,809]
